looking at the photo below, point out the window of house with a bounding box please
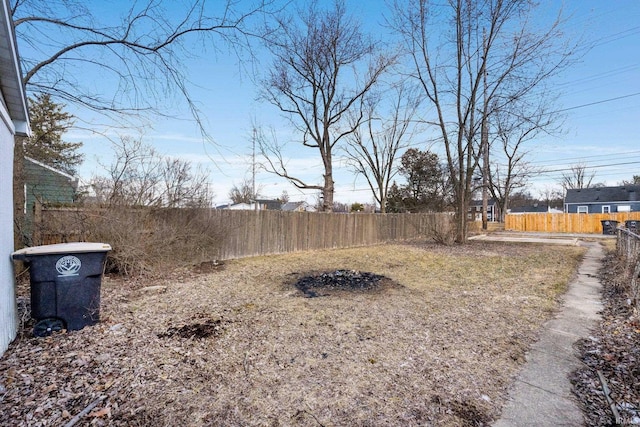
[618,205,631,212]
[602,205,610,214]
[577,206,588,214]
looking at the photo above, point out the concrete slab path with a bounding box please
[492,241,604,426]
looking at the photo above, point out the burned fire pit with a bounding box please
[293,269,390,297]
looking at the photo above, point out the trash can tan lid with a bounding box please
[12,242,112,256]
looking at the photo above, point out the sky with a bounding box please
[20,0,640,207]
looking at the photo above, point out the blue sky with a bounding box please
[49,1,640,206]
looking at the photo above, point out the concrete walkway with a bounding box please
[491,239,605,426]
[470,231,616,246]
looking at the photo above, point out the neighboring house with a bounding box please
[282,201,316,212]
[1,0,31,355]
[18,157,78,245]
[468,199,499,222]
[221,199,284,211]
[225,202,255,210]
[564,185,640,214]
[23,156,78,218]
[254,199,283,211]
[508,204,563,214]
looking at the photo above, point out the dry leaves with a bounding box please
[1,241,585,426]
[571,252,640,426]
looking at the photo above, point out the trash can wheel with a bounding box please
[33,318,66,337]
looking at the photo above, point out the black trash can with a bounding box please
[600,220,619,235]
[12,242,112,337]
[625,220,639,233]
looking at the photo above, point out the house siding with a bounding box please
[24,158,77,213]
[1,0,31,356]
[565,202,640,214]
[565,186,640,214]
[19,158,77,245]
[0,118,17,355]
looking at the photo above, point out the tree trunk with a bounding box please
[379,191,387,214]
[455,194,468,243]
[322,172,334,212]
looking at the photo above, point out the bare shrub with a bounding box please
[82,207,223,276]
[84,136,213,209]
[30,204,91,246]
[431,216,456,245]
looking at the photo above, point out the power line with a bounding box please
[516,150,640,167]
[539,160,640,174]
[554,92,640,113]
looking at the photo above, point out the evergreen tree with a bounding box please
[388,149,450,213]
[25,94,83,175]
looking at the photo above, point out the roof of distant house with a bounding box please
[24,156,77,181]
[565,185,640,204]
[255,199,283,210]
[470,198,497,206]
[510,204,550,213]
[282,201,306,211]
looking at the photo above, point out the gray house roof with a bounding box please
[282,201,315,212]
[510,204,551,213]
[565,185,640,204]
[254,199,282,210]
[470,198,497,207]
[0,0,29,136]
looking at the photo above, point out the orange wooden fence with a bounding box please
[505,212,640,234]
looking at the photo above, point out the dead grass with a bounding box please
[0,241,585,426]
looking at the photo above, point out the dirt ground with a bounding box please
[0,241,585,426]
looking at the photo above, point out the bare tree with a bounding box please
[620,175,640,186]
[259,1,395,211]
[344,82,422,213]
[161,157,212,208]
[488,102,558,220]
[88,136,212,207]
[537,185,564,209]
[392,0,575,242]
[229,178,259,204]
[560,163,597,190]
[12,0,272,128]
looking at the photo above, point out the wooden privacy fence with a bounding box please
[207,210,450,259]
[616,228,640,308]
[33,206,453,260]
[505,212,640,234]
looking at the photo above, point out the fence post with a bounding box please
[32,199,42,246]
[617,228,640,309]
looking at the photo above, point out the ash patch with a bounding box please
[293,269,389,298]
[193,260,225,274]
[158,316,227,339]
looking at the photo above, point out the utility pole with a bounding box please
[252,127,258,211]
[481,28,489,231]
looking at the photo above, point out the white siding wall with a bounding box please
[0,110,16,355]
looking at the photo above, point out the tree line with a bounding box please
[14,0,595,242]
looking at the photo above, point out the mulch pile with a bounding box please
[571,253,640,426]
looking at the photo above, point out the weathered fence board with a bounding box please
[33,207,453,260]
[505,212,640,234]
[617,228,640,308]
